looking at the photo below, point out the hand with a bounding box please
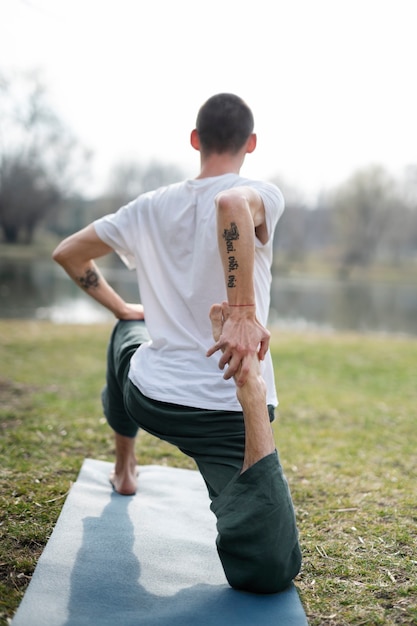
[206,302,270,386]
[117,303,145,320]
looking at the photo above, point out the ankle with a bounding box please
[115,456,137,473]
[236,373,267,410]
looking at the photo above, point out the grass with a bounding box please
[0,321,416,625]
[273,332,417,625]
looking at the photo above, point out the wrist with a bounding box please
[113,301,131,320]
[228,305,256,319]
[228,302,256,316]
[229,303,256,308]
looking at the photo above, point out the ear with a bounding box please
[190,129,200,151]
[245,133,257,154]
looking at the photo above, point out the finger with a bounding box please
[222,365,235,381]
[234,358,251,386]
[222,352,242,380]
[258,336,270,360]
[218,348,233,371]
[206,340,222,358]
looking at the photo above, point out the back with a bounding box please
[94,173,284,411]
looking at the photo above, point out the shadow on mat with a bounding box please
[64,492,304,626]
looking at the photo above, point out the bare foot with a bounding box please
[109,463,139,496]
[209,302,225,342]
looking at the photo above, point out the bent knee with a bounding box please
[225,545,302,594]
[228,568,293,595]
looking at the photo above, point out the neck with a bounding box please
[195,152,245,179]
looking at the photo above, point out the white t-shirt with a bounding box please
[94,173,284,411]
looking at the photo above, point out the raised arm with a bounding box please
[52,224,144,320]
[206,186,270,385]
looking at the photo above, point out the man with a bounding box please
[52,93,301,594]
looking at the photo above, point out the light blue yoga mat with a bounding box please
[12,459,308,625]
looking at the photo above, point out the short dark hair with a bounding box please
[196,93,254,155]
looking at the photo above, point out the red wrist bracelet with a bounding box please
[229,303,256,307]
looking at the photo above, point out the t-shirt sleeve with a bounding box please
[93,201,137,270]
[239,179,285,244]
[252,181,285,243]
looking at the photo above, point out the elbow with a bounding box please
[52,245,61,265]
[215,190,248,216]
[52,242,64,265]
[52,239,71,267]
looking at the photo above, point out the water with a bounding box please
[270,275,417,335]
[1,258,416,335]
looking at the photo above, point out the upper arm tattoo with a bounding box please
[78,268,100,290]
[222,222,240,288]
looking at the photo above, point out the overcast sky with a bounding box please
[1,0,416,198]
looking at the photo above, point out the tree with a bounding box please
[0,70,90,243]
[389,165,417,261]
[270,176,314,265]
[105,159,184,210]
[330,165,399,272]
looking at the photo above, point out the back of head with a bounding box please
[196,93,254,155]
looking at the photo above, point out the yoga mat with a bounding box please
[12,459,308,626]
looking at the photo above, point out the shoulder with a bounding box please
[239,178,284,207]
[237,178,285,223]
[238,179,285,244]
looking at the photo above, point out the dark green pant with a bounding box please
[102,321,302,593]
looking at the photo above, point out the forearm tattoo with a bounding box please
[78,268,100,290]
[222,222,240,288]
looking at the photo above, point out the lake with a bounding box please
[1,258,416,336]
